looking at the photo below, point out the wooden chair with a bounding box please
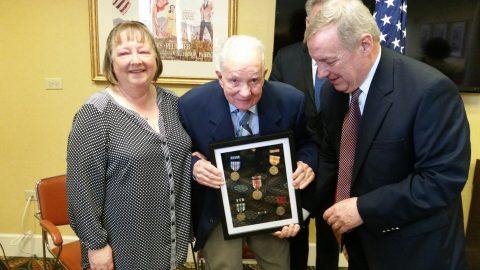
[36,175,82,270]
[0,242,10,270]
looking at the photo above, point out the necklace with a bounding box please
[112,85,156,121]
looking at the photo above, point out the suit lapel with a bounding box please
[258,81,282,134]
[352,49,394,182]
[301,45,315,102]
[326,84,349,157]
[208,82,236,142]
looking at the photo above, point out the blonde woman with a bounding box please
[67,21,191,270]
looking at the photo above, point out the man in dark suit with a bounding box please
[304,0,471,269]
[179,35,318,270]
[270,1,339,269]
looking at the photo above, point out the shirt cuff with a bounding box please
[302,208,310,221]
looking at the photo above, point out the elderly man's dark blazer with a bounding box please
[178,80,318,250]
[315,48,470,269]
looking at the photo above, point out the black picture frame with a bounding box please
[210,131,301,239]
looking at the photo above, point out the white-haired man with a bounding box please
[179,35,318,269]
[305,0,470,269]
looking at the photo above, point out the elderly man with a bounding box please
[179,35,318,270]
[270,1,339,269]
[304,0,470,269]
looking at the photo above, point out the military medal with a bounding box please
[269,149,281,175]
[236,198,246,221]
[230,155,241,181]
[233,184,249,193]
[276,196,287,216]
[269,164,279,175]
[252,190,263,200]
[237,212,246,221]
[251,175,263,200]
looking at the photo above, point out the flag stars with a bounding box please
[385,0,395,8]
[380,32,387,42]
[381,14,392,26]
[396,20,402,31]
[391,38,400,49]
[375,0,406,54]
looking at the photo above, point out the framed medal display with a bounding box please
[210,131,301,239]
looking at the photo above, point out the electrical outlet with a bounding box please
[24,190,37,201]
[44,77,63,90]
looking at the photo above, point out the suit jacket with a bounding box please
[316,48,470,269]
[270,42,324,145]
[179,80,318,250]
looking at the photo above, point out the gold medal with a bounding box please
[251,175,262,200]
[276,206,286,216]
[237,212,246,221]
[269,166,279,175]
[252,190,263,200]
[269,155,280,165]
[235,198,246,221]
[269,153,280,175]
[231,171,240,181]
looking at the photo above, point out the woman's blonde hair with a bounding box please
[103,21,163,85]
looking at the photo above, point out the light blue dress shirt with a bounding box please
[228,104,259,136]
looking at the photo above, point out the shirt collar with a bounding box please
[358,47,382,95]
[229,104,258,115]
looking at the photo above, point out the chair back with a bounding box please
[36,175,70,226]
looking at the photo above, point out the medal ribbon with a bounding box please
[252,176,262,189]
[276,196,287,206]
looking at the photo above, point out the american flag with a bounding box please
[374,0,407,54]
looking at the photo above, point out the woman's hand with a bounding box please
[88,244,114,270]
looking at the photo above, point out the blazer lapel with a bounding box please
[258,81,282,134]
[326,84,349,158]
[301,45,316,102]
[352,49,394,182]
[208,82,235,142]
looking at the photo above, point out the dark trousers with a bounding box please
[344,230,369,270]
[290,217,339,270]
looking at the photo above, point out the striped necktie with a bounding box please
[335,89,361,203]
[236,110,252,137]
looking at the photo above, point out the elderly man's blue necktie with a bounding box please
[236,110,252,137]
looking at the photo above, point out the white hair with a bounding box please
[305,0,323,17]
[304,0,380,50]
[215,35,265,72]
